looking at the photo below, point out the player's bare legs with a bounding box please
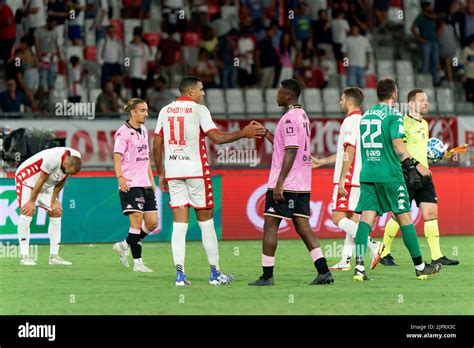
[195,208,233,285]
[248,215,281,285]
[292,216,333,284]
[331,211,382,270]
[18,202,36,266]
[47,200,72,265]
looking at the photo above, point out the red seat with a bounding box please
[143,33,160,47]
[84,46,97,61]
[337,60,347,75]
[182,32,201,47]
[365,74,377,88]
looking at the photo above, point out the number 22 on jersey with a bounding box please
[361,119,382,148]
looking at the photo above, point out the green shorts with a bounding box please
[356,182,411,216]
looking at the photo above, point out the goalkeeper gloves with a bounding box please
[401,158,422,189]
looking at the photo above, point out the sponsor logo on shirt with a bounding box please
[137,144,148,153]
[169,154,191,160]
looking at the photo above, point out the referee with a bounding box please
[380,89,459,266]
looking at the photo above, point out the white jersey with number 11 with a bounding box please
[154,96,217,180]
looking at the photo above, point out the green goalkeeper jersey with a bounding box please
[359,103,405,183]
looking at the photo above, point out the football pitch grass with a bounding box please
[1,236,472,315]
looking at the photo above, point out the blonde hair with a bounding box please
[124,98,146,113]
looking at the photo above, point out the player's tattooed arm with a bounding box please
[393,138,431,176]
[392,138,410,161]
[274,148,298,202]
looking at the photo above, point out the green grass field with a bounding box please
[1,236,472,315]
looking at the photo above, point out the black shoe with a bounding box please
[310,271,334,285]
[416,263,442,279]
[248,276,275,286]
[431,256,459,266]
[380,254,397,266]
[353,267,370,281]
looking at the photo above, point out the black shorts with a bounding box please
[408,176,437,207]
[264,190,310,220]
[119,187,158,215]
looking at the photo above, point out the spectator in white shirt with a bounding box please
[67,55,85,103]
[97,24,123,88]
[24,0,47,45]
[342,24,372,88]
[35,17,60,97]
[331,9,350,61]
[126,26,150,99]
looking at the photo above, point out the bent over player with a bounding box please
[112,98,158,272]
[16,147,82,266]
[153,76,266,286]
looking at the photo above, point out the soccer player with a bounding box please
[112,98,158,272]
[353,78,441,281]
[312,87,383,271]
[16,147,82,266]
[153,76,266,286]
[379,89,459,266]
[248,79,334,286]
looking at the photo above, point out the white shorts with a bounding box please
[16,182,54,211]
[168,178,214,209]
[331,185,360,212]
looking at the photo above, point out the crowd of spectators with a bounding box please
[0,0,474,114]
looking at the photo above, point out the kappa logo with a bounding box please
[267,207,276,213]
[126,204,133,209]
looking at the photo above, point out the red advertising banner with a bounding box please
[2,117,458,167]
[219,167,474,240]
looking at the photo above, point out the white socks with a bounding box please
[18,215,33,256]
[338,218,357,238]
[48,217,62,255]
[415,262,425,271]
[342,233,354,259]
[172,222,188,272]
[198,219,220,270]
[338,217,378,258]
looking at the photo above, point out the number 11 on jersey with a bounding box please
[168,116,187,145]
